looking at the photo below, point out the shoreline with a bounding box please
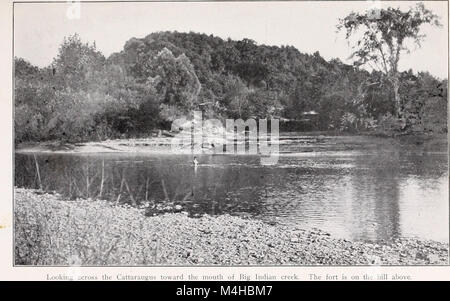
[15,133,448,155]
[14,188,449,266]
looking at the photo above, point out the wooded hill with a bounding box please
[15,31,447,143]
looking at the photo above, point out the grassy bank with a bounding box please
[14,188,448,265]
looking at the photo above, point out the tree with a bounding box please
[338,3,441,117]
[52,33,105,90]
[15,30,447,143]
[150,48,201,112]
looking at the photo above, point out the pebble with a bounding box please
[14,187,450,266]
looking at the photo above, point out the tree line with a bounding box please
[15,29,447,144]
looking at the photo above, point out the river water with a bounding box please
[15,135,449,243]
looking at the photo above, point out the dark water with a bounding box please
[15,137,449,243]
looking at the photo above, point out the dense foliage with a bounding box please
[15,31,447,144]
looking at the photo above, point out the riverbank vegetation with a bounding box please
[15,6,447,145]
[14,188,449,265]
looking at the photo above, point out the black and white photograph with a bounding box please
[11,0,449,267]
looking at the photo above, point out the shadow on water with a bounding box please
[15,147,448,243]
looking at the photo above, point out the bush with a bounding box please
[377,113,406,135]
[339,112,377,132]
[421,97,448,134]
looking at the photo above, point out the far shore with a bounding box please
[15,132,448,155]
[14,187,449,265]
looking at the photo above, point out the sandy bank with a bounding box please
[15,133,448,155]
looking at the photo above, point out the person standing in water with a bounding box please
[193,156,199,167]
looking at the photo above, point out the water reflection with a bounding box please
[15,150,448,243]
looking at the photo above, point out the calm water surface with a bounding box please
[15,136,449,243]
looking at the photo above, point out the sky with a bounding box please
[14,1,448,79]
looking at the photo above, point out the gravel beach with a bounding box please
[14,188,449,266]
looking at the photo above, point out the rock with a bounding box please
[14,187,450,266]
[183,249,192,258]
[161,130,175,137]
[428,253,441,263]
[415,252,428,261]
